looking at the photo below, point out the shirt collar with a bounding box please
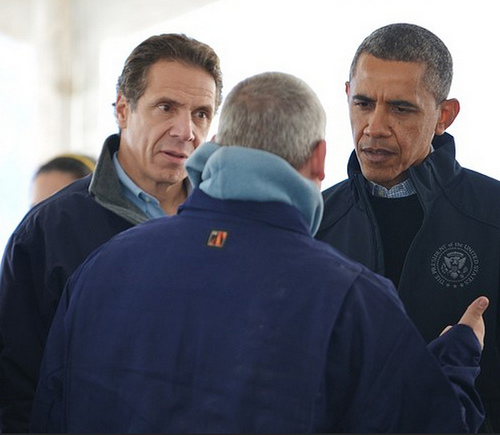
[366,145,434,198]
[112,152,166,218]
[368,178,417,198]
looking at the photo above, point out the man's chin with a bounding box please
[361,171,403,190]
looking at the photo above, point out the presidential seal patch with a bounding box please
[430,242,479,288]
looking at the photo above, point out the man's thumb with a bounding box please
[458,296,489,349]
[459,296,489,326]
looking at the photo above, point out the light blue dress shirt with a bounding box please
[113,152,166,219]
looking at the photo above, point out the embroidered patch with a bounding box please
[207,230,228,248]
[430,242,479,288]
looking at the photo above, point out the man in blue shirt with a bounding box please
[0,33,222,433]
[32,71,488,433]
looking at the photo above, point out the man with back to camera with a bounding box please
[0,33,222,433]
[315,22,500,432]
[31,71,488,433]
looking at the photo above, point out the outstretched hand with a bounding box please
[440,296,489,349]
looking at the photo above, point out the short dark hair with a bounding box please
[116,33,223,111]
[35,154,96,178]
[349,23,453,103]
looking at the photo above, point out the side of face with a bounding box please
[297,139,327,190]
[346,54,456,189]
[115,60,217,195]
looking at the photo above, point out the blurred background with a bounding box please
[1,0,498,252]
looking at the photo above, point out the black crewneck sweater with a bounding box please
[367,194,424,288]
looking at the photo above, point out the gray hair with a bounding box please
[217,72,326,169]
[349,23,453,103]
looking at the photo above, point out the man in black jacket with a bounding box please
[0,33,222,433]
[316,22,500,432]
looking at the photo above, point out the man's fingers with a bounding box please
[440,325,452,336]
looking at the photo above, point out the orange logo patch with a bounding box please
[207,230,228,248]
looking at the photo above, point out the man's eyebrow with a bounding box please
[152,98,214,115]
[386,99,419,109]
[352,94,375,103]
[195,104,214,116]
[152,97,180,107]
[352,94,419,109]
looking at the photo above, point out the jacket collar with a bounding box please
[186,142,324,235]
[89,134,150,225]
[347,132,459,195]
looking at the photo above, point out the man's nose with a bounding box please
[169,111,195,142]
[363,107,392,137]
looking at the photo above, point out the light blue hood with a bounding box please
[185,142,324,235]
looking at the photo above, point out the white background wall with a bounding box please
[1,0,499,252]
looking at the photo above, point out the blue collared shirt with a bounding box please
[113,152,166,219]
[368,178,417,198]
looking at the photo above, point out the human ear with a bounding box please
[435,98,460,135]
[308,140,327,186]
[298,140,327,187]
[115,94,130,130]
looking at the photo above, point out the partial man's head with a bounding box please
[217,72,327,187]
[346,23,460,188]
[114,34,222,196]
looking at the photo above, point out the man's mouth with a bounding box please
[361,148,395,163]
[161,150,188,159]
[158,150,189,164]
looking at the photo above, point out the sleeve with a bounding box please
[29,286,71,433]
[30,246,105,433]
[427,324,484,432]
[0,219,63,433]
[324,270,482,433]
[0,231,44,433]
